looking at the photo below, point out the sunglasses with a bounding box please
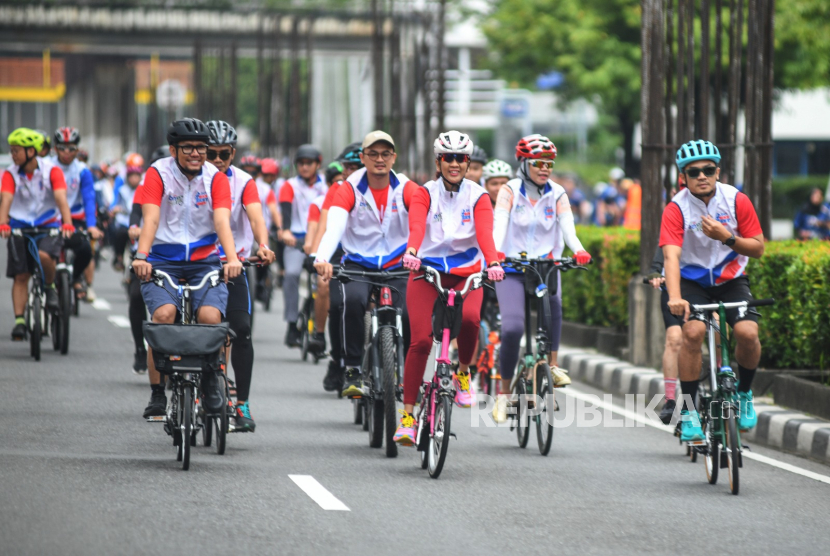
[177,144,208,155]
[56,145,78,153]
[439,153,470,164]
[685,165,717,178]
[207,150,233,161]
[529,160,554,169]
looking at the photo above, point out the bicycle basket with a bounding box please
[431,294,464,341]
[143,322,229,373]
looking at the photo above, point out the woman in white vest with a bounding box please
[393,130,505,446]
[490,134,592,422]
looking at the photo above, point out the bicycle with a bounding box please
[52,237,81,354]
[685,297,774,495]
[335,266,410,457]
[297,265,325,363]
[11,228,65,362]
[475,294,501,397]
[142,267,232,470]
[414,266,485,479]
[502,255,588,456]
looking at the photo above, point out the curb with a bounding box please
[559,346,830,466]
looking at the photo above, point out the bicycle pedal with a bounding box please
[448,433,457,439]
[145,416,166,423]
[686,440,706,446]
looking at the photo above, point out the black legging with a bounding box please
[112,226,130,265]
[64,228,93,283]
[227,273,254,402]
[128,273,146,352]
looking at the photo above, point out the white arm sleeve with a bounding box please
[315,206,348,263]
[558,210,585,253]
[493,207,510,251]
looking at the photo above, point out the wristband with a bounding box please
[260,243,269,250]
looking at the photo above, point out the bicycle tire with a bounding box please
[535,363,555,456]
[380,328,399,458]
[704,416,719,485]
[299,313,309,361]
[51,303,60,351]
[73,283,80,317]
[202,414,213,447]
[514,378,529,448]
[417,397,429,469]
[725,411,739,495]
[181,385,193,470]
[58,272,71,354]
[365,343,383,448]
[31,292,42,361]
[428,395,452,479]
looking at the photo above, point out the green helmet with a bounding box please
[8,127,44,152]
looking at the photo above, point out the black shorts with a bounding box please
[661,287,684,329]
[6,234,63,278]
[680,276,759,327]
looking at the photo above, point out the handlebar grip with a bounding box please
[747,298,775,307]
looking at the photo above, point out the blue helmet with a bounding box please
[676,140,721,171]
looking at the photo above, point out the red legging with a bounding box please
[403,272,483,406]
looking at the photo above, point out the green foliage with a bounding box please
[771,175,828,219]
[775,0,830,88]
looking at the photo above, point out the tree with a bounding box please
[775,0,830,89]
[482,0,642,175]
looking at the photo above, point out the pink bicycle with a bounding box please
[414,266,485,479]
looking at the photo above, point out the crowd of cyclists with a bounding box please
[1,119,766,455]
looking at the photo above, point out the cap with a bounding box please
[362,130,395,151]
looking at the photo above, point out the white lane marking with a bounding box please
[563,386,830,486]
[107,315,132,328]
[288,475,350,511]
[92,298,111,311]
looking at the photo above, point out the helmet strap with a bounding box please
[174,148,200,178]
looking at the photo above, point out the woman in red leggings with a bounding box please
[393,131,504,446]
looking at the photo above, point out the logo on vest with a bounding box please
[194,191,209,207]
[391,199,398,213]
[433,211,443,223]
[544,205,554,220]
[461,208,471,225]
[687,220,704,233]
[714,211,731,225]
[167,194,184,206]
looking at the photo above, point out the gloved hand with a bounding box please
[402,253,421,271]
[60,223,76,238]
[574,250,592,266]
[486,264,505,282]
[0,223,10,238]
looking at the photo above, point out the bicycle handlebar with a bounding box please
[11,227,61,237]
[691,298,775,312]
[151,269,221,291]
[422,265,483,296]
[334,267,411,280]
[503,256,590,272]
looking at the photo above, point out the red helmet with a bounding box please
[239,155,261,169]
[126,153,144,169]
[515,134,557,161]
[260,158,279,175]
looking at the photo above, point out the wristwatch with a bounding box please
[134,251,148,261]
[723,234,736,247]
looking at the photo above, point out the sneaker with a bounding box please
[492,394,508,424]
[308,332,326,354]
[233,401,256,433]
[341,367,363,398]
[285,325,302,348]
[659,398,676,425]
[323,360,343,392]
[551,366,571,387]
[453,371,472,408]
[143,390,167,418]
[45,286,59,311]
[201,372,224,413]
[737,390,757,431]
[393,410,416,446]
[11,322,26,341]
[680,409,704,442]
[133,349,148,375]
[85,287,97,303]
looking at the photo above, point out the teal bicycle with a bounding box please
[688,298,773,495]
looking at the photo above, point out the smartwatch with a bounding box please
[134,251,148,261]
[724,234,736,247]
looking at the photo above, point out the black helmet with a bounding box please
[294,144,322,164]
[206,120,238,146]
[149,145,170,165]
[166,118,210,145]
[470,146,488,164]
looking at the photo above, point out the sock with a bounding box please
[737,365,756,393]
[680,380,699,413]
[151,384,165,395]
[664,378,677,401]
[14,314,24,326]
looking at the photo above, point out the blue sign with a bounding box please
[501,98,528,118]
[536,71,565,90]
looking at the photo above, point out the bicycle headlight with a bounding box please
[535,284,547,298]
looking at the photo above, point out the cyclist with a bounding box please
[467,145,488,185]
[279,144,327,347]
[311,141,363,392]
[482,159,512,206]
[110,153,144,273]
[393,131,504,445]
[132,118,242,419]
[206,120,275,432]
[302,193,328,354]
[34,129,51,158]
[660,139,765,441]
[239,155,261,181]
[254,158,281,304]
[490,134,592,422]
[0,128,74,340]
[52,127,103,301]
[314,130,417,397]
[325,161,343,186]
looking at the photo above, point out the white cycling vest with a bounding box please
[222,166,255,260]
[113,183,137,228]
[7,157,61,227]
[500,178,566,260]
[255,177,275,228]
[339,168,412,270]
[285,174,327,238]
[418,177,487,276]
[52,157,86,220]
[147,157,222,262]
[672,182,749,287]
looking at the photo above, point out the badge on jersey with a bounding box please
[461,208,471,225]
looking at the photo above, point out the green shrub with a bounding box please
[771,175,828,219]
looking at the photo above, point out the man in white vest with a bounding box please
[660,139,765,442]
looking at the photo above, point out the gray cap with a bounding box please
[362,130,395,151]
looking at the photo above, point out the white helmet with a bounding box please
[433,130,474,158]
[482,159,513,181]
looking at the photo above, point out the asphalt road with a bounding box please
[1,248,829,556]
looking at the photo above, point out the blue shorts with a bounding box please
[140,260,229,318]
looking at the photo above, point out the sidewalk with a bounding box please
[559,346,830,466]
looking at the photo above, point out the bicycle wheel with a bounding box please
[380,328,399,458]
[428,395,452,479]
[30,292,42,361]
[299,313,309,361]
[202,413,213,447]
[418,397,429,469]
[51,301,61,351]
[365,343,383,449]
[725,411,740,495]
[513,378,529,448]
[181,385,193,470]
[58,271,71,354]
[535,363,555,456]
[704,416,719,485]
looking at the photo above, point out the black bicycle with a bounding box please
[297,265,325,363]
[502,255,588,455]
[335,266,409,457]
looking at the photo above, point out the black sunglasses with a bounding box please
[440,153,470,164]
[207,150,233,161]
[685,165,717,178]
